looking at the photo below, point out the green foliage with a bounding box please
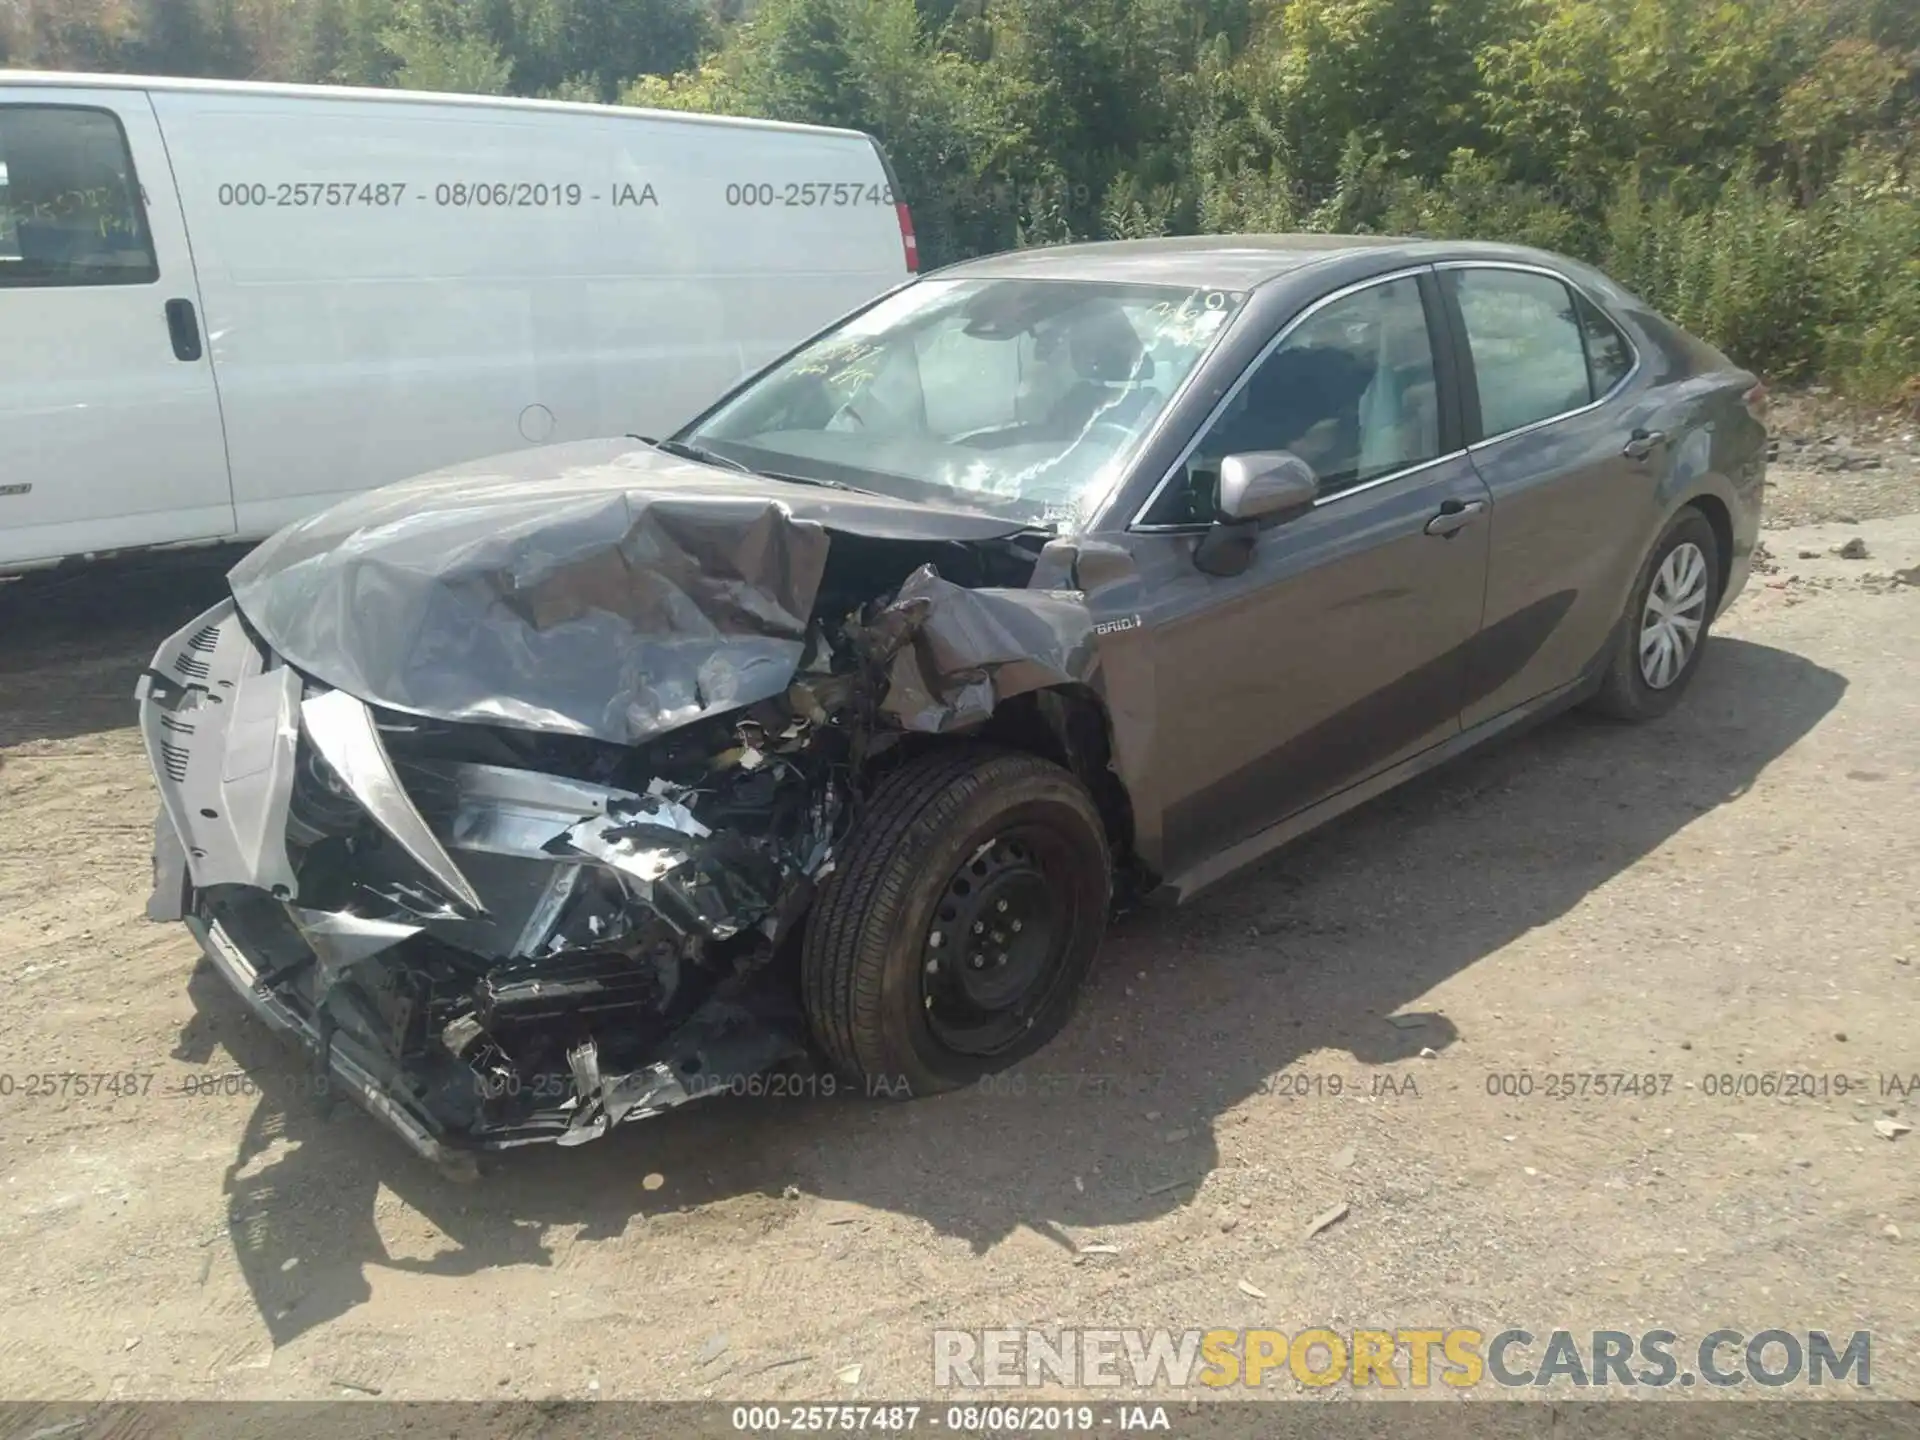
[1380,149,1590,253]
[381,0,512,94]
[7,0,1918,395]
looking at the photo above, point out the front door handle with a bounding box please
[1623,427,1667,461]
[1424,498,1486,537]
[164,298,203,362]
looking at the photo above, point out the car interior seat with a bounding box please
[1042,305,1158,438]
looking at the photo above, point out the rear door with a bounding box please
[1440,262,1654,726]
[0,87,233,568]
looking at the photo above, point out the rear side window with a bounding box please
[1576,292,1635,397]
[1450,268,1591,438]
[0,106,158,288]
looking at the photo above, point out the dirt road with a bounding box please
[0,452,1915,1404]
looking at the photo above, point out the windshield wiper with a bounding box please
[636,435,750,473]
[637,435,877,495]
[758,471,868,493]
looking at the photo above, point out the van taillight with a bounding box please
[1743,381,1770,425]
[897,203,919,273]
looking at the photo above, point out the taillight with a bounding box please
[896,202,919,274]
[1743,380,1770,425]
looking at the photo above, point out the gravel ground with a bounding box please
[1762,391,1920,529]
[0,439,1915,1407]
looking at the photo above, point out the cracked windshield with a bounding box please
[685,278,1244,526]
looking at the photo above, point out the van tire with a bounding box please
[801,747,1110,1097]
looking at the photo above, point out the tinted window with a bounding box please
[0,106,157,288]
[1576,292,1634,396]
[1452,269,1591,437]
[1146,274,1440,524]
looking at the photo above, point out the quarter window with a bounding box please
[0,106,158,288]
[1146,275,1441,525]
[1576,291,1634,397]
[1450,269,1591,438]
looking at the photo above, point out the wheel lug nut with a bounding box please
[1011,920,1023,932]
[997,953,1007,965]
[996,900,1008,912]
[972,922,984,935]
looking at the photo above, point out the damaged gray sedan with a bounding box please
[139,236,1766,1164]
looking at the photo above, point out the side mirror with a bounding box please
[1218,451,1318,523]
[1194,452,1319,576]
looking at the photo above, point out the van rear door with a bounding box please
[0,86,233,569]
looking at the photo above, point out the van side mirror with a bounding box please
[1194,452,1319,576]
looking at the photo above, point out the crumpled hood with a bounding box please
[228,439,1031,746]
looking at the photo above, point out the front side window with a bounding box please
[682,277,1245,527]
[0,106,157,288]
[1145,274,1441,525]
[1450,268,1592,438]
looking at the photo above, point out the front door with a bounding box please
[0,88,233,568]
[1128,270,1493,880]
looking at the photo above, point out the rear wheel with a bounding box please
[1589,508,1721,722]
[801,747,1110,1097]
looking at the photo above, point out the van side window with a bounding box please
[1146,275,1440,525]
[0,107,158,288]
[1449,268,1591,437]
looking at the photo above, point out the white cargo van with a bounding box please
[0,73,918,572]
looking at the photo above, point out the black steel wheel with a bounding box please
[801,747,1110,1096]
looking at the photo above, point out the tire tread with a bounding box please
[803,747,1104,1085]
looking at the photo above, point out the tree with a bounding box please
[382,0,511,92]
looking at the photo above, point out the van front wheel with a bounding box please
[801,748,1110,1097]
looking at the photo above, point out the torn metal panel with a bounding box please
[286,907,421,990]
[862,564,1100,733]
[135,600,302,898]
[964,536,1164,873]
[299,687,484,915]
[227,440,1030,748]
[399,761,707,861]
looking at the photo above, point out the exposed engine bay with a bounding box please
[137,444,1140,1164]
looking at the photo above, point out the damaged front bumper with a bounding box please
[135,454,1135,1162]
[138,600,831,1159]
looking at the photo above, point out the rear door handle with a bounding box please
[1623,427,1667,461]
[1424,498,1486,537]
[164,298,203,362]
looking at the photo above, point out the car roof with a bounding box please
[930,234,1572,291]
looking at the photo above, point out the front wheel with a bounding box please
[801,747,1110,1097]
[1588,508,1722,722]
